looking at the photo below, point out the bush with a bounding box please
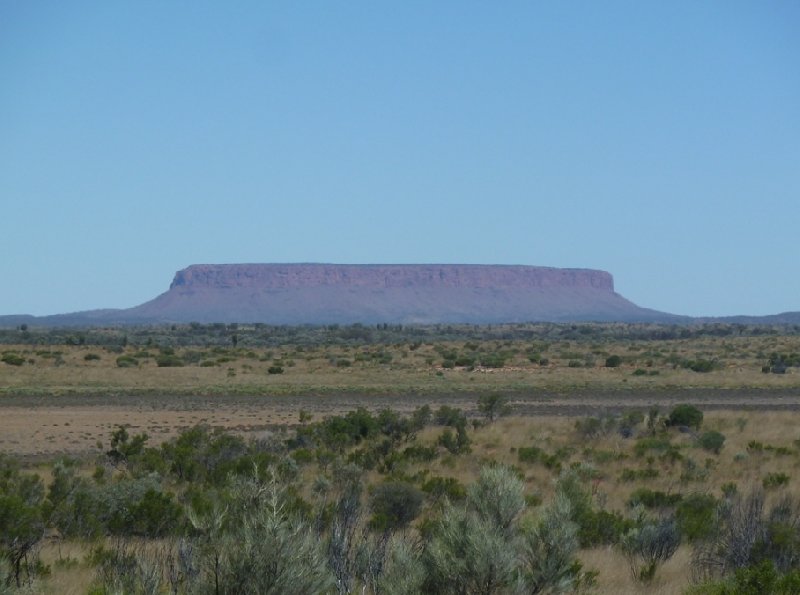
[454,356,475,367]
[698,431,726,454]
[667,404,704,430]
[619,468,659,482]
[1,352,25,366]
[634,436,673,457]
[421,466,524,594]
[477,393,511,423]
[438,425,470,455]
[434,406,466,427]
[605,354,623,367]
[369,482,424,531]
[480,353,506,368]
[113,488,182,537]
[676,493,717,542]
[518,495,593,593]
[267,365,284,374]
[689,561,800,595]
[763,472,790,489]
[155,354,184,367]
[628,488,682,509]
[687,359,717,373]
[518,446,545,464]
[620,517,681,582]
[422,476,467,502]
[115,355,139,368]
[575,416,616,438]
[83,353,101,361]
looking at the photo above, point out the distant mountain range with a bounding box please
[1,264,798,327]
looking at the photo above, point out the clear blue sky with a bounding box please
[1,1,798,318]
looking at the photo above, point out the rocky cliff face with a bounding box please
[169,264,615,291]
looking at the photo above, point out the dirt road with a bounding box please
[2,388,799,458]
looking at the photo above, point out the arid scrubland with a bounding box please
[1,322,799,398]
[2,323,800,593]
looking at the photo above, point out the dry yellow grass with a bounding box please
[4,331,800,593]
[580,545,693,594]
[16,409,800,594]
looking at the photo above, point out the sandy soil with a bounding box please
[2,388,799,459]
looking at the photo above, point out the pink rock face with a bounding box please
[169,264,615,292]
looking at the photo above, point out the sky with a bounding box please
[1,1,798,318]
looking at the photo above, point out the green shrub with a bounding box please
[369,482,424,531]
[83,353,101,361]
[454,356,475,367]
[434,406,466,427]
[747,440,764,453]
[402,444,438,463]
[422,476,467,502]
[763,472,790,489]
[675,493,717,542]
[667,404,703,430]
[689,560,800,595]
[698,431,725,454]
[480,354,506,368]
[1,352,25,366]
[619,468,659,482]
[267,366,284,374]
[477,393,511,422]
[518,446,544,464]
[155,354,184,367]
[605,355,622,367]
[115,355,139,368]
[634,436,673,457]
[628,488,682,509]
[687,359,717,373]
[438,425,470,455]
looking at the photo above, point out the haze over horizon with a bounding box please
[2,2,798,318]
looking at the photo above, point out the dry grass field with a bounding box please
[3,327,800,593]
[2,331,799,459]
[13,408,800,594]
[1,331,799,399]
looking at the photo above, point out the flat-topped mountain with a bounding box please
[3,263,708,326]
[65,263,679,325]
[169,264,615,291]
